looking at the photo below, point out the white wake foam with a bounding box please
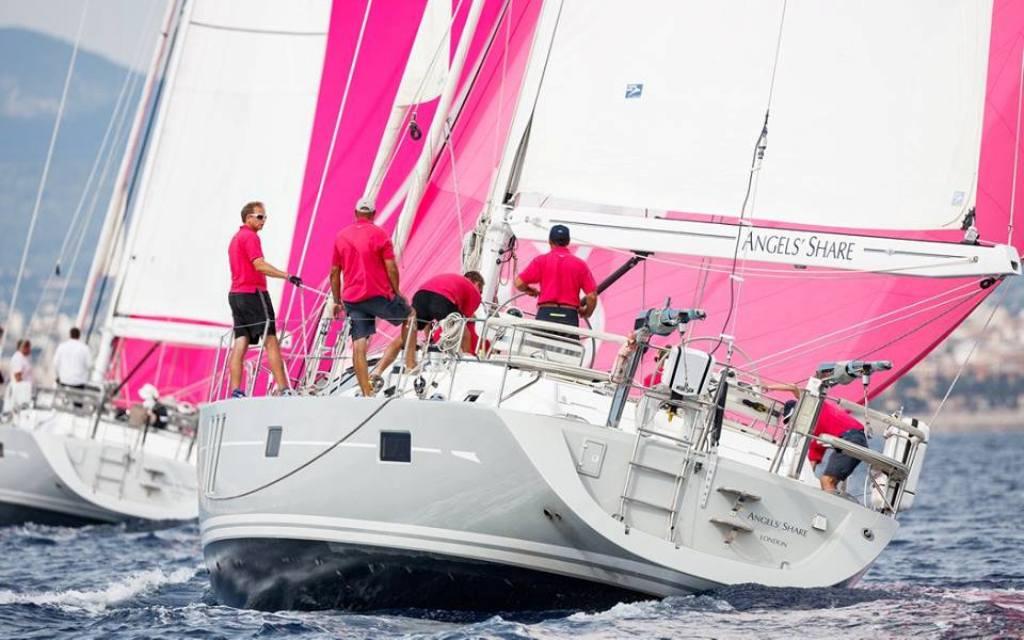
[0,566,197,613]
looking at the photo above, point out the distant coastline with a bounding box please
[926,409,1023,433]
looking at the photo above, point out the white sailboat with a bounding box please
[196,0,1024,611]
[0,0,334,525]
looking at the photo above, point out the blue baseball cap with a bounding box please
[549,224,570,244]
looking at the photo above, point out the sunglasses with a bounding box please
[249,213,267,221]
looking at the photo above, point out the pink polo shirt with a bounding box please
[332,218,396,303]
[808,401,864,463]
[518,246,597,307]
[228,225,267,293]
[420,273,482,317]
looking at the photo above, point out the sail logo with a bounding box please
[740,230,855,262]
[625,83,643,99]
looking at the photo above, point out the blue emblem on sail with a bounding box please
[625,83,643,99]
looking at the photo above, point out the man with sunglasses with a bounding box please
[227,201,301,397]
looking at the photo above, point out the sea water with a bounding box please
[0,431,1021,639]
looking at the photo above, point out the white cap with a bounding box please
[356,199,376,214]
[138,383,159,402]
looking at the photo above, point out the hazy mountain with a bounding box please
[0,27,143,324]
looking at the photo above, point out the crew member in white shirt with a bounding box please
[5,339,34,411]
[53,327,92,388]
[10,339,33,384]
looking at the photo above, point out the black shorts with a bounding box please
[229,291,276,344]
[536,306,580,327]
[823,429,868,481]
[412,290,460,330]
[344,295,410,340]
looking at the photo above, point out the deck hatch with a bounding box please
[380,431,411,462]
[265,427,283,457]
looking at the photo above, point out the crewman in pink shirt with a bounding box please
[227,201,302,398]
[776,384,868,492]
[514,224,598,327]
[381,271,485,372]
[330,200,411,396]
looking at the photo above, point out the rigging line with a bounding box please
[371,0,469,196]
[408,0,467,111]
[764,0,789,113]
[84,0,185,343]
[1,1,89,357]
[187,20,326,37]
[928,285,1007,428]
[31,29,148,332]
[377,0,511,234]
[744,280,982,367]
[710,1,788,356]
[443,120,467,247]
[725,158,767,348]
[494,0,510,172]
[286,0,374,326]
[754,288,984,372]
[854,290,980,361]
[695,0,786,312]
[52,83,141,333]
[411,0,513,194]
[750,286,983,370]
[1008,45,1024,244]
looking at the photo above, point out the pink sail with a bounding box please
[398,0,544,295]
[282,0,526,353]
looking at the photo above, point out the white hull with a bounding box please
[0,407,198,526]
[198,391,897,610]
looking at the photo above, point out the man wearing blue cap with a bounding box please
[514,224,598,327]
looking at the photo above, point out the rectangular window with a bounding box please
[265,426,282,457]
[380,431,411,463]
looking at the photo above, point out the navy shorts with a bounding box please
[412,290,459,330]
[823,429,868,481]
[229,291,276,344]
[344,295,410,340]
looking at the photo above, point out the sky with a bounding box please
[0,0,168,72]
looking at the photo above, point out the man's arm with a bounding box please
[514,258,541,297]
[764,382,801,397]
[384,258,401,298]
[330,265,343,316]
[514,276,539,297]
[579,292,597,318]
[252,258,290,280]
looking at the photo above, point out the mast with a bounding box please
[392,0,486,259]
[77,0,183,336]
[91,0,194,382]
[476,0,562,304]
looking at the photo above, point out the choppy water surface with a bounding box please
[1,432,1022,639]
